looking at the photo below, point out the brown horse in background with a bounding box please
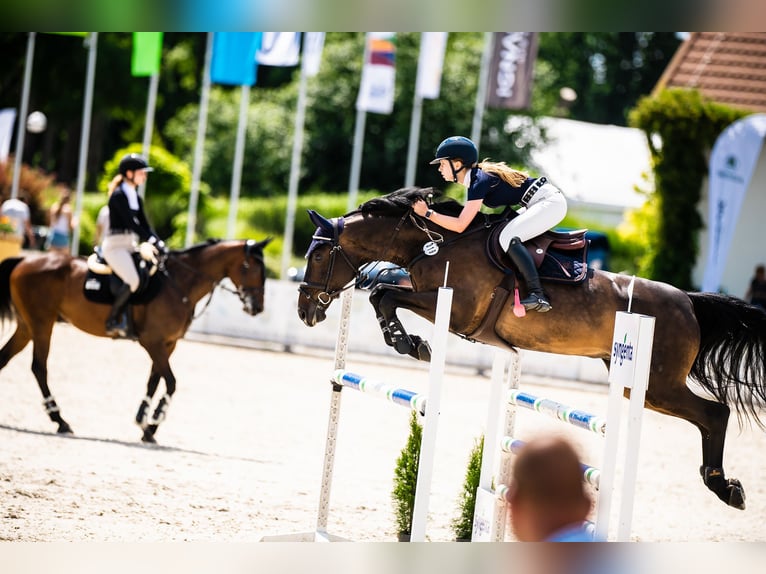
[297,187,766,510]
[0,238,271,443]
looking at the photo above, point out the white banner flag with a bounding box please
[257,32,300,66]
[0,108,16,164]
[356,33,396,115]
[702,113,766,292]
[303,32,325,77]
[416,32,447,99]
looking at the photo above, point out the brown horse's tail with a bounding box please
[0,257,23,325]
[688,291,766,428]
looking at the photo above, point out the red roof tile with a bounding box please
[653,32,766,113]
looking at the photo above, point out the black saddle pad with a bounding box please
[83,262,164,305]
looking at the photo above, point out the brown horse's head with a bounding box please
[297,210,358,326]
[226,238,272,316]
[298,187,442,326]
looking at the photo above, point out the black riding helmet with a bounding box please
[118,153,154,177]
[429,136,478,182]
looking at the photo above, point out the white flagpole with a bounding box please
[11,32,36,201]
[405,93,423,188]
[70,32,98,257]
[226,84,250,239]
[139,71,159,199]
[348,33,371,212]
[280,39,309,279]
[186,32,213,247]
[471,32,494,148]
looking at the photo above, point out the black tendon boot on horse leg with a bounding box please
[507,236,552,313]
[105,283,131,337]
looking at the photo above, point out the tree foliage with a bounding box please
[538,32,682,125]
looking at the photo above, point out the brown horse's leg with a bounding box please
[139,340,177,444]
[643,378,745,509]
[369,285,437,361]
[0,325,31,370]
[28,325,73,434]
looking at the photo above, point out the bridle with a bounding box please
[163,240,266,316]
[299,209,429,309]
[298,217,360,307]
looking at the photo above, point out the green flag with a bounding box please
[132,32,163,77]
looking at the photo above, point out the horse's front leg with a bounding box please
[135,370,162,430]
[139,340,177,444]
[369,285,438,362]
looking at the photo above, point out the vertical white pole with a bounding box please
[280,51,309,278]
[70,32,98,256]
[11,32,35,201]
[410,284,452,542]
[226,84,250,239]
[471,32,494,147]
[616,315,654,541]
[315,288,354,537]
[185,32,212,247]
[139,71,159,199]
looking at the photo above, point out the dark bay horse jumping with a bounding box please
[0,238,271,443]
[297,187,766,510]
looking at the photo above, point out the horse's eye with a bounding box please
[312,252,323,263]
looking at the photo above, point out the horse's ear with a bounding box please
[256,237,273,250]
[307,210,334,231]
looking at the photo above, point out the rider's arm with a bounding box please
[413,198,483,233]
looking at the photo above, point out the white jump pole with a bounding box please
[410,266,452,542]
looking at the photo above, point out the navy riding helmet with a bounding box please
[429,136,478,166]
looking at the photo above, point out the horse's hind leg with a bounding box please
[645,377,745,509]
[0,325,31,370]
[29,330,73,434]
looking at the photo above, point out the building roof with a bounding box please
[653,32,766,113]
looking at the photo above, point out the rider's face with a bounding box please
[437,158,463,182]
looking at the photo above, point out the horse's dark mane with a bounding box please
[358,187,464,217]
[179,238,221,255]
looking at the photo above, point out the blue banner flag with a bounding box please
[211,32,262,86]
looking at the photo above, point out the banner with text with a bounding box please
[702,113,766,292]
[487,32,538,110]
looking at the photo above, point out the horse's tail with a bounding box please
[688,291,766,427]
[0,257,23,325]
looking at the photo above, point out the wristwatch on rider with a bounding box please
[425,209,433,219]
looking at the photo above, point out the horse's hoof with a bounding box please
[414,338,432,362]
[394,338,413,356]
[141,432,157,444]
[57,423,73,434]
[726,479,746,510]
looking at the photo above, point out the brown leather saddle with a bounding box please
[486,225,589,282]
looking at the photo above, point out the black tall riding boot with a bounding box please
[506,237,552,313]
[105,283,132,337]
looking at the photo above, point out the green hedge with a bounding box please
[629,88,747,289]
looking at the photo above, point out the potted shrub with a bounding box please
[391,410,422,541]
[452,434,484,541]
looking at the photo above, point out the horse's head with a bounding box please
[297,210,358,326]
[297,187,443,327]
[227,237,272,315]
